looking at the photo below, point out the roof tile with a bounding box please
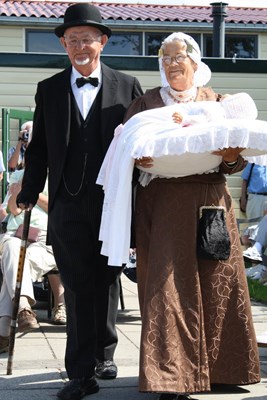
[0,1,266,25]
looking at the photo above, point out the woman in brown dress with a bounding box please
[124,33,260,400]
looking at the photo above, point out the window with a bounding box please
[25,29,257,59]
[145,32,201,56]
[26,30,64,53]
[145,33,169,55]
[26,30,142,55]
[204,34,257,58]
[102,33,142,55]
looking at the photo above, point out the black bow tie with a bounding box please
[76,77,99,88]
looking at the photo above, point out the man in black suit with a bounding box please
[17,3,143,399]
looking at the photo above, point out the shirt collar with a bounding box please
[71,64,102,88]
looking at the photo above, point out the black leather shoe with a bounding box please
[158,395,198,400]
[57,377,99,400]
[95,359,117,379]
[158,394,178,400]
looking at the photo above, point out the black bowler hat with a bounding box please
[55,3,112,38]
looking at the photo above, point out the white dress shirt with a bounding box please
[71,64,102,120]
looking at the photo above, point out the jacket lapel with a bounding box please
[100,63,118,150]
[56,67,72,147]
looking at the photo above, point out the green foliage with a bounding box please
[247,278,267,304]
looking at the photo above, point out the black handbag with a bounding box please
[197,205,231,260]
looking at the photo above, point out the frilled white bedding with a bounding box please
[97,104,267,266]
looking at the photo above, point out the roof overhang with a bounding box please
[0,16,266,33]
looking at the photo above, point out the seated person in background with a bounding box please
[0,204,8,230]
[0,149,5,181]
[0,186,13,231]
[243,214,267,263]
[240,163,267,218]
[47,273,66,326]
[0,168,66,354]
[8,121,33,172]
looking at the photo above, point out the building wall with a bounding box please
[260,33,267,59]
[1,67,266,123]
[209,73,267,121]
[1,68,267,116]
[0,26,23,52]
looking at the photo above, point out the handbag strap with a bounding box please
[246,163,255,190]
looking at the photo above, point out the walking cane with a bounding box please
[7,209,32,375]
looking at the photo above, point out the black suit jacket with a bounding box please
[19,63,143,212]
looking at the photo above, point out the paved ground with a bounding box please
[0,275,266,400]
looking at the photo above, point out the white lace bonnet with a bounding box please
[158,32,211,88]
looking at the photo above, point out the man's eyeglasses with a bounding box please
[64,35,102,47]
[162,54,188,65]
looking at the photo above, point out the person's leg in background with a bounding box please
[243,216,267,262]
[247,193,267,219]
[48,273,66,325]
[0,235,39,352]
[27,236,66,324]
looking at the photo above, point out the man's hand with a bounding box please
[17,202,34,211]
[8,182,33,215]
[16,190,35,211]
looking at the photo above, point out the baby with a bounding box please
[172,92,258,126]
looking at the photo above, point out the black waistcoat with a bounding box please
[61,89,104,198]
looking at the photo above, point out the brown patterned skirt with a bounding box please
[135,172,260,394]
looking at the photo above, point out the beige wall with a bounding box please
[209,73,267,121]
[260,33,267,59]
[0,67,55,110]
[1,68,266,118]
[0,27,24,52]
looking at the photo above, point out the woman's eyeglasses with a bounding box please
[162,55,188,65]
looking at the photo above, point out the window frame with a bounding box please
[25,29,65,53]
[203,33,258,58]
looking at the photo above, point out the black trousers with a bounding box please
[49,184,122,379]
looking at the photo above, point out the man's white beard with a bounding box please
[75,57,90,66]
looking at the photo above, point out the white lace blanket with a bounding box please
[97,104,267,266]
